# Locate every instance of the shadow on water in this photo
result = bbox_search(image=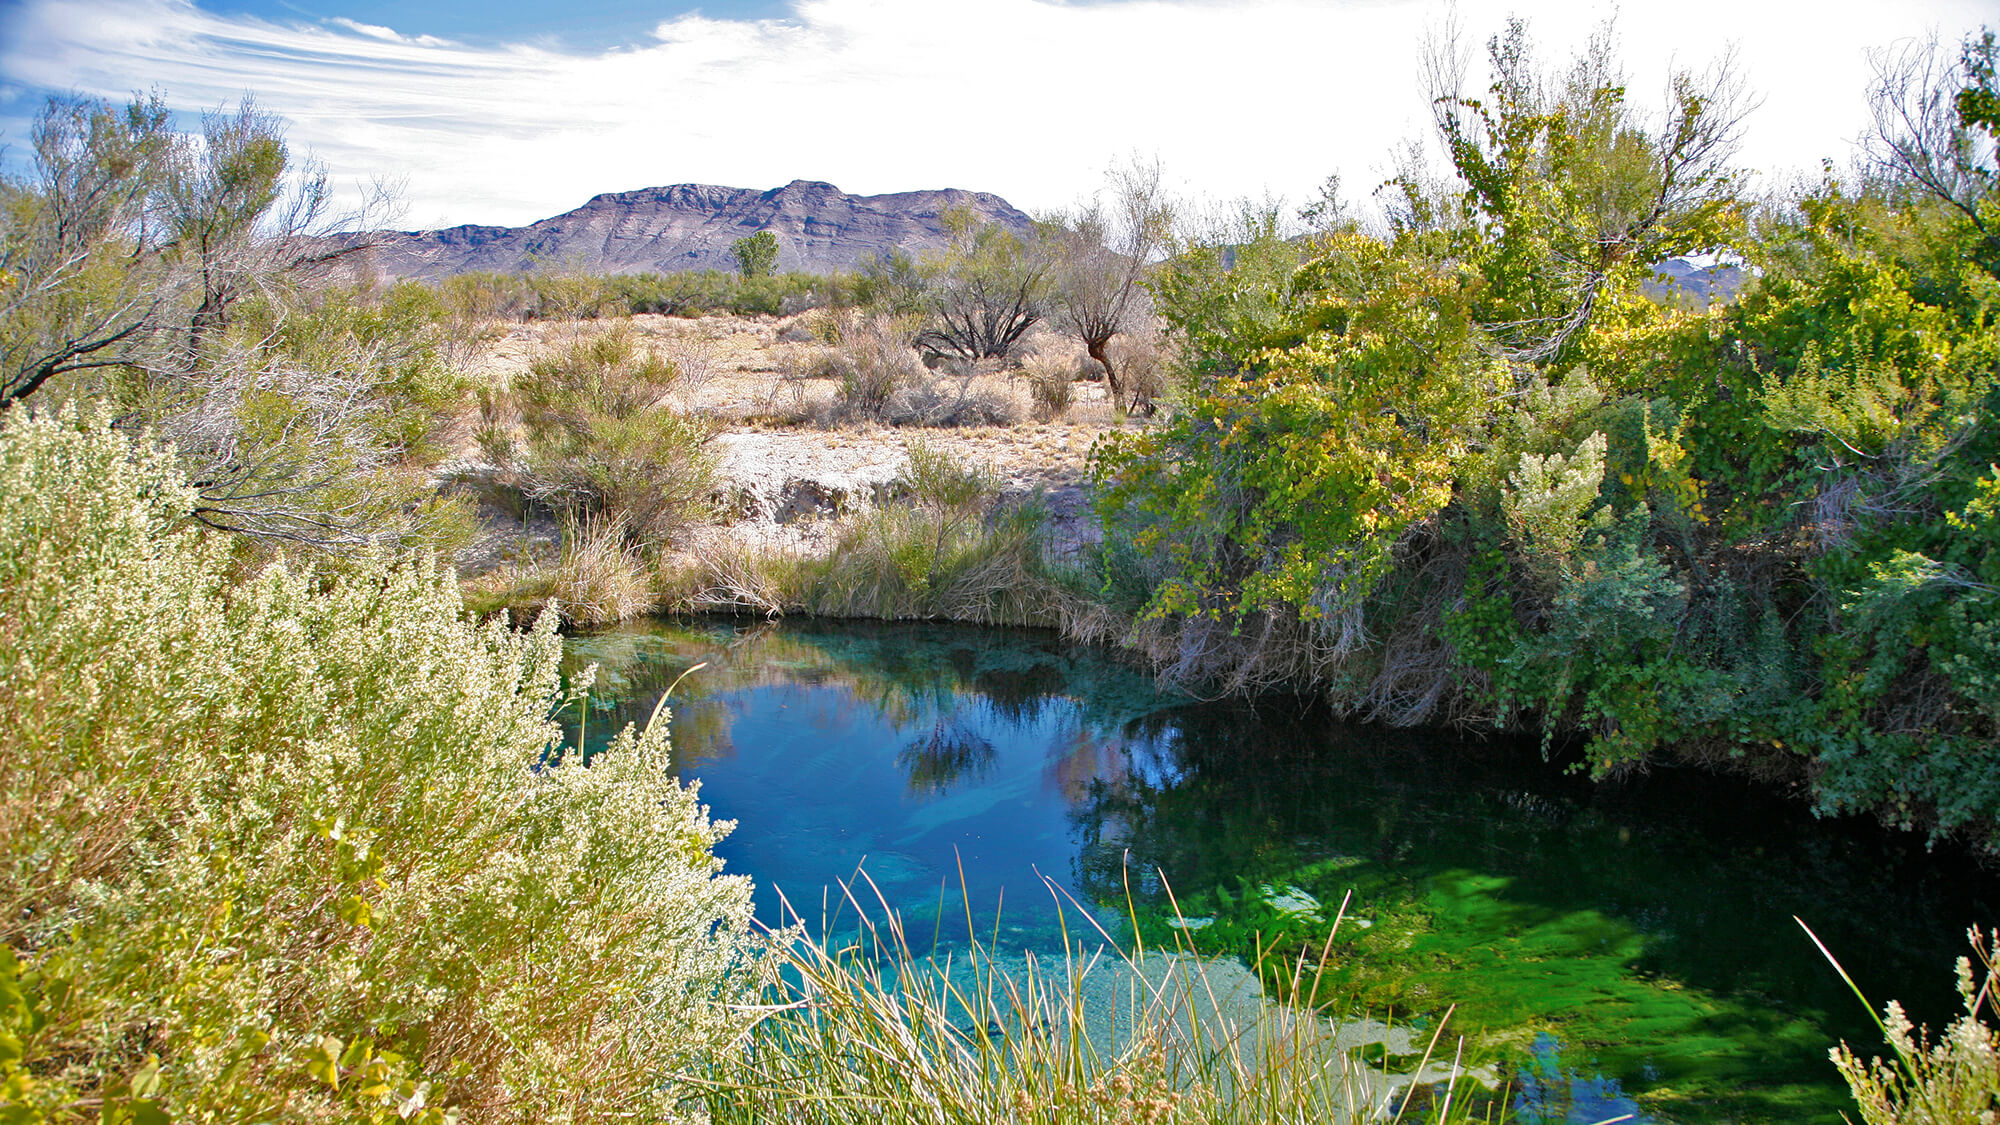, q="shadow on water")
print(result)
[561,617,1998,1124]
